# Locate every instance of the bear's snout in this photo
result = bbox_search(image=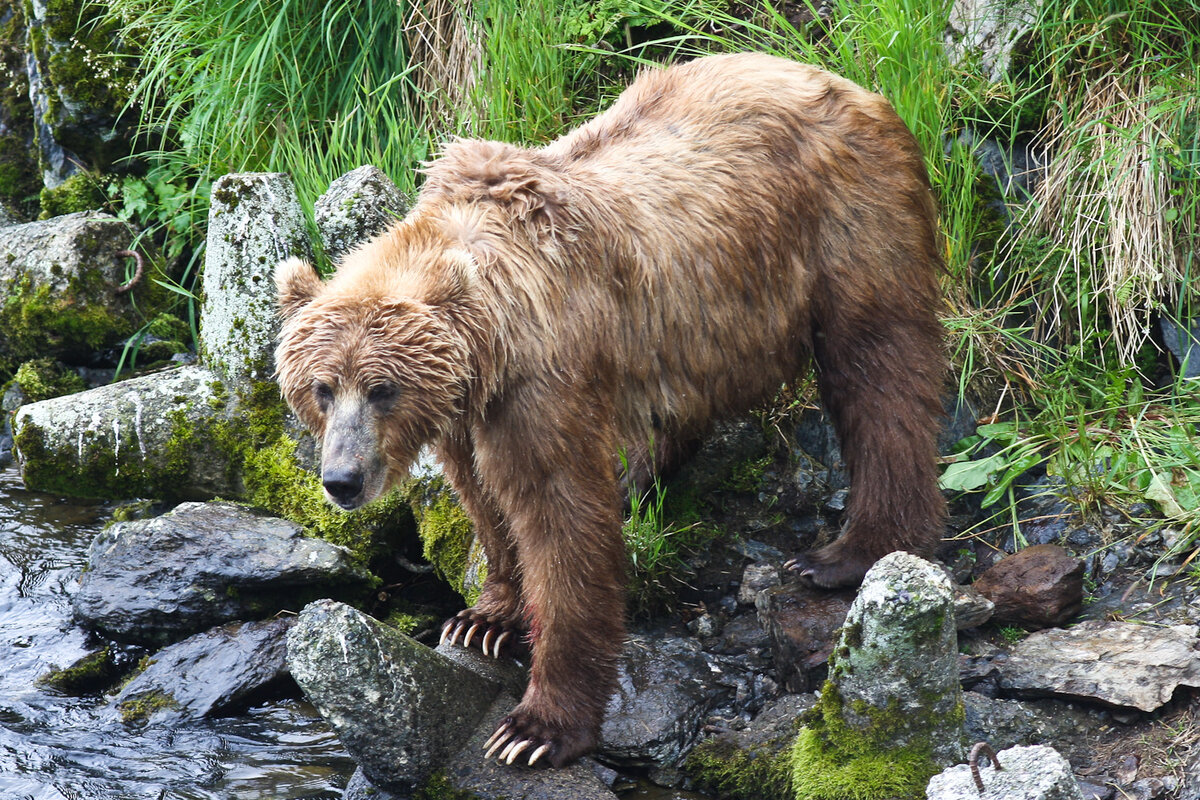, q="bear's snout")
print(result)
[323,464,365,509]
